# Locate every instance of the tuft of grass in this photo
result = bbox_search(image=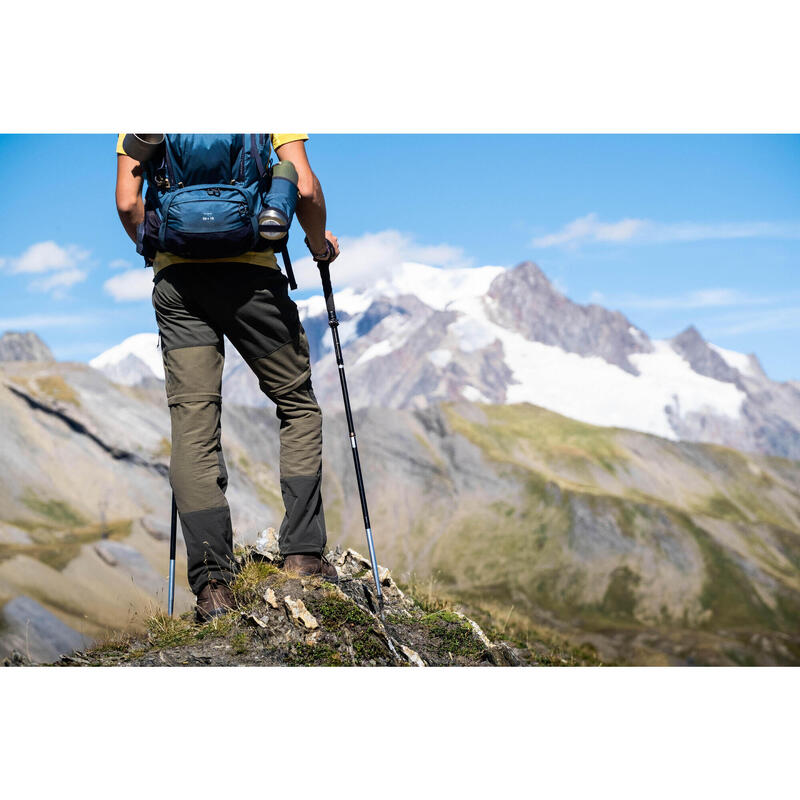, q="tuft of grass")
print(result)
[231,555,282,607]
[399,573,454,615]
[146,611,197,649]
[194,613,236,640]
[86,630,137,657]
